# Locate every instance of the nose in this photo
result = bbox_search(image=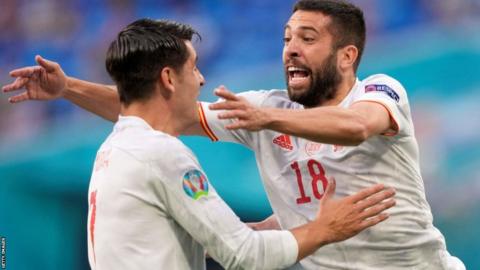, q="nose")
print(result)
[284,39,301,59]
[199,71,205,87]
